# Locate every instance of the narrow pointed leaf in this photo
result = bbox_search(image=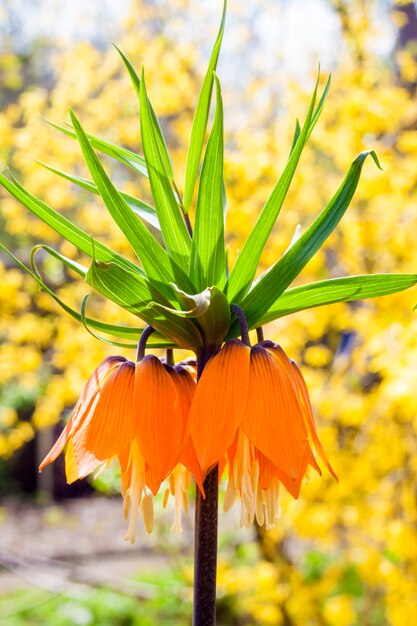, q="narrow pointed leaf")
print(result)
[139,72,191,268]
[257,274,417,325]
[290,118,301,153]
[46,119,148,176]
[0,242,171,346]
[239,151,381,329]
[183,0,227,210]
[190,74,226,290]
[30,244,87,277]
[114,45,173,178]
[0,172,142,276]
[70,109,195,299]
[227,75,330,303]
[79,294,170,349]
[87,260,202,350]
[37,161,160,229]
